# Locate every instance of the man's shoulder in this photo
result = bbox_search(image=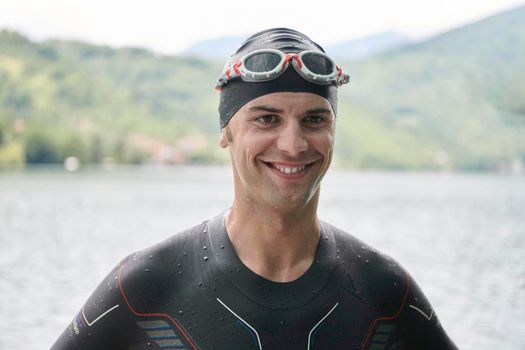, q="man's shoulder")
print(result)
[324,221,409,305]
[324,221,400,268]
[119,220,207,287]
